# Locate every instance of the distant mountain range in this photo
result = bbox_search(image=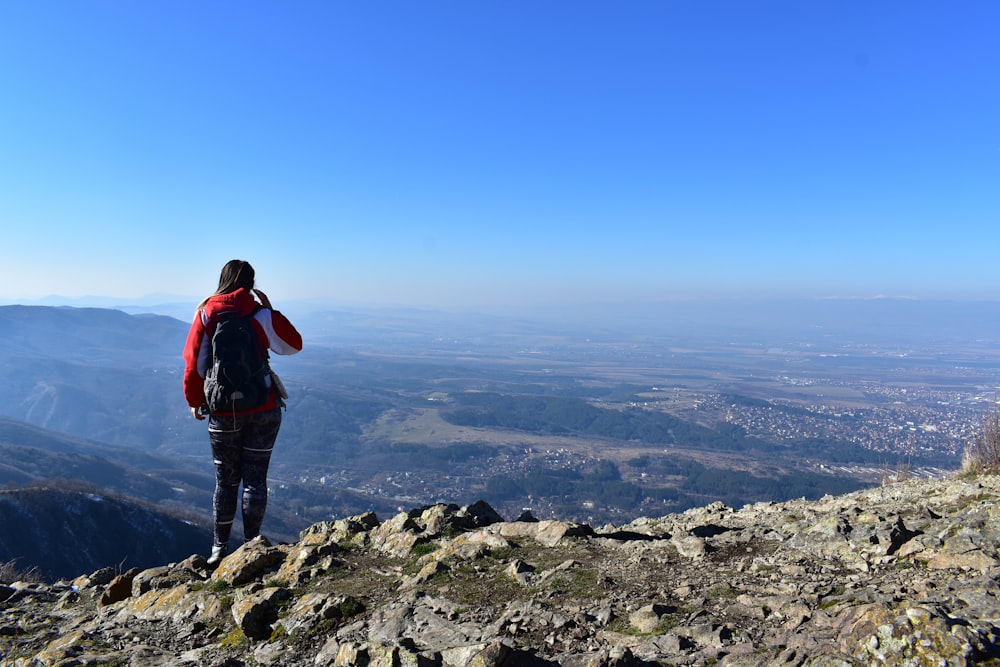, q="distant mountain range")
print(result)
[0,416,213,510]
[7,295,1000,346]
[0,305,204,455]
